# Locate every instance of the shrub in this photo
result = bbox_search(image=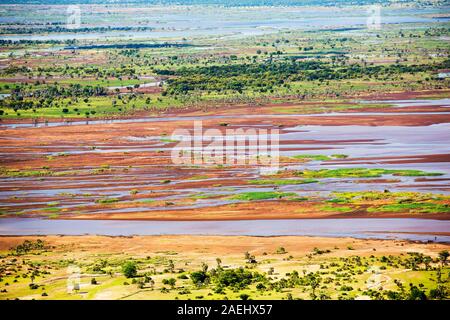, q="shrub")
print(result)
[122,261,137,278]
[190,271,209,285]
[216,268,254,289]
